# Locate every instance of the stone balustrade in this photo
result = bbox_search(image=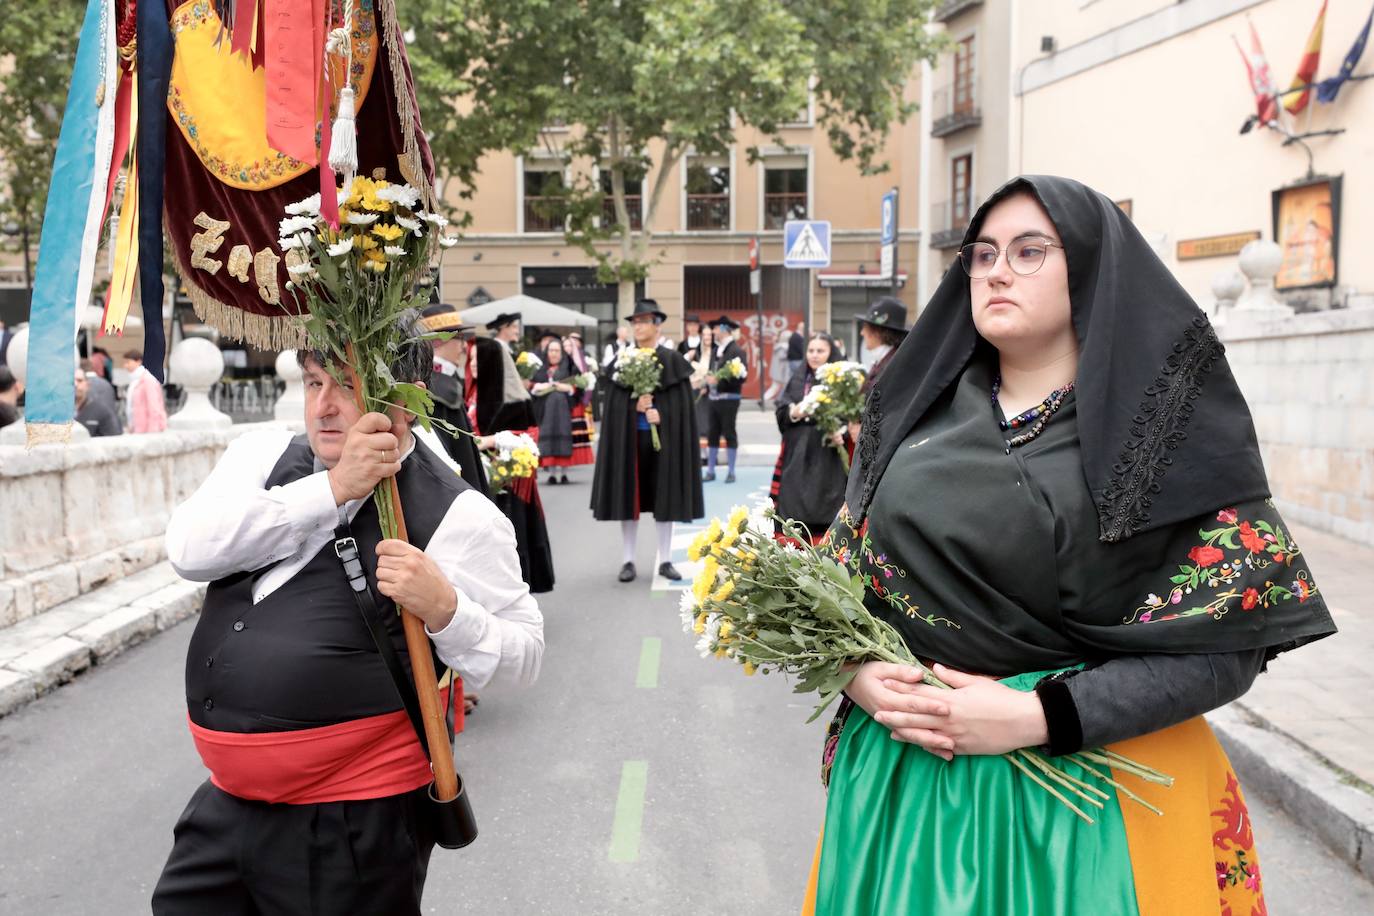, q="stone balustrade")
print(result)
[0,423,296,628]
